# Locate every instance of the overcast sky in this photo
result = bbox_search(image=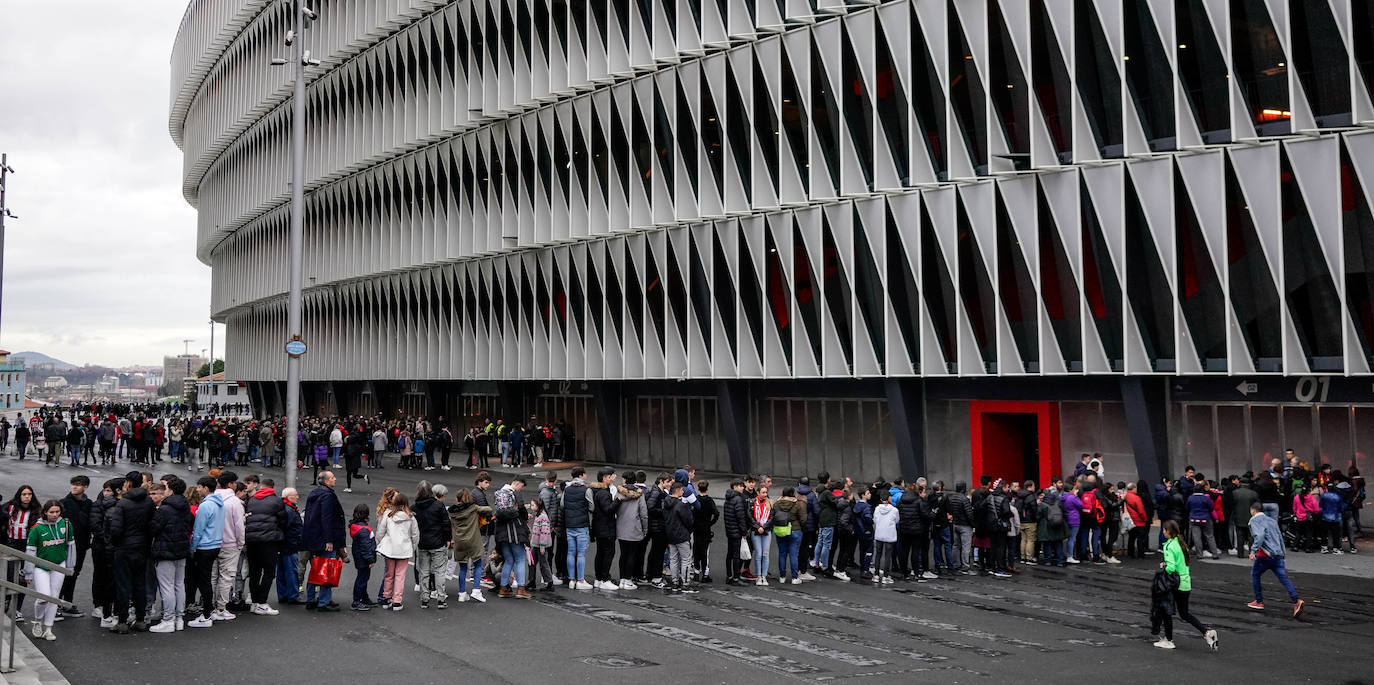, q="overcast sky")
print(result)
[0,1,217,368]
